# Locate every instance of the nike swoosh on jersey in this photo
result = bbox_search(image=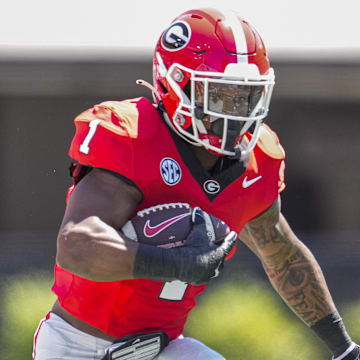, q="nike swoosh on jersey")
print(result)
[242,175,262,188]
[143,213,190,238]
